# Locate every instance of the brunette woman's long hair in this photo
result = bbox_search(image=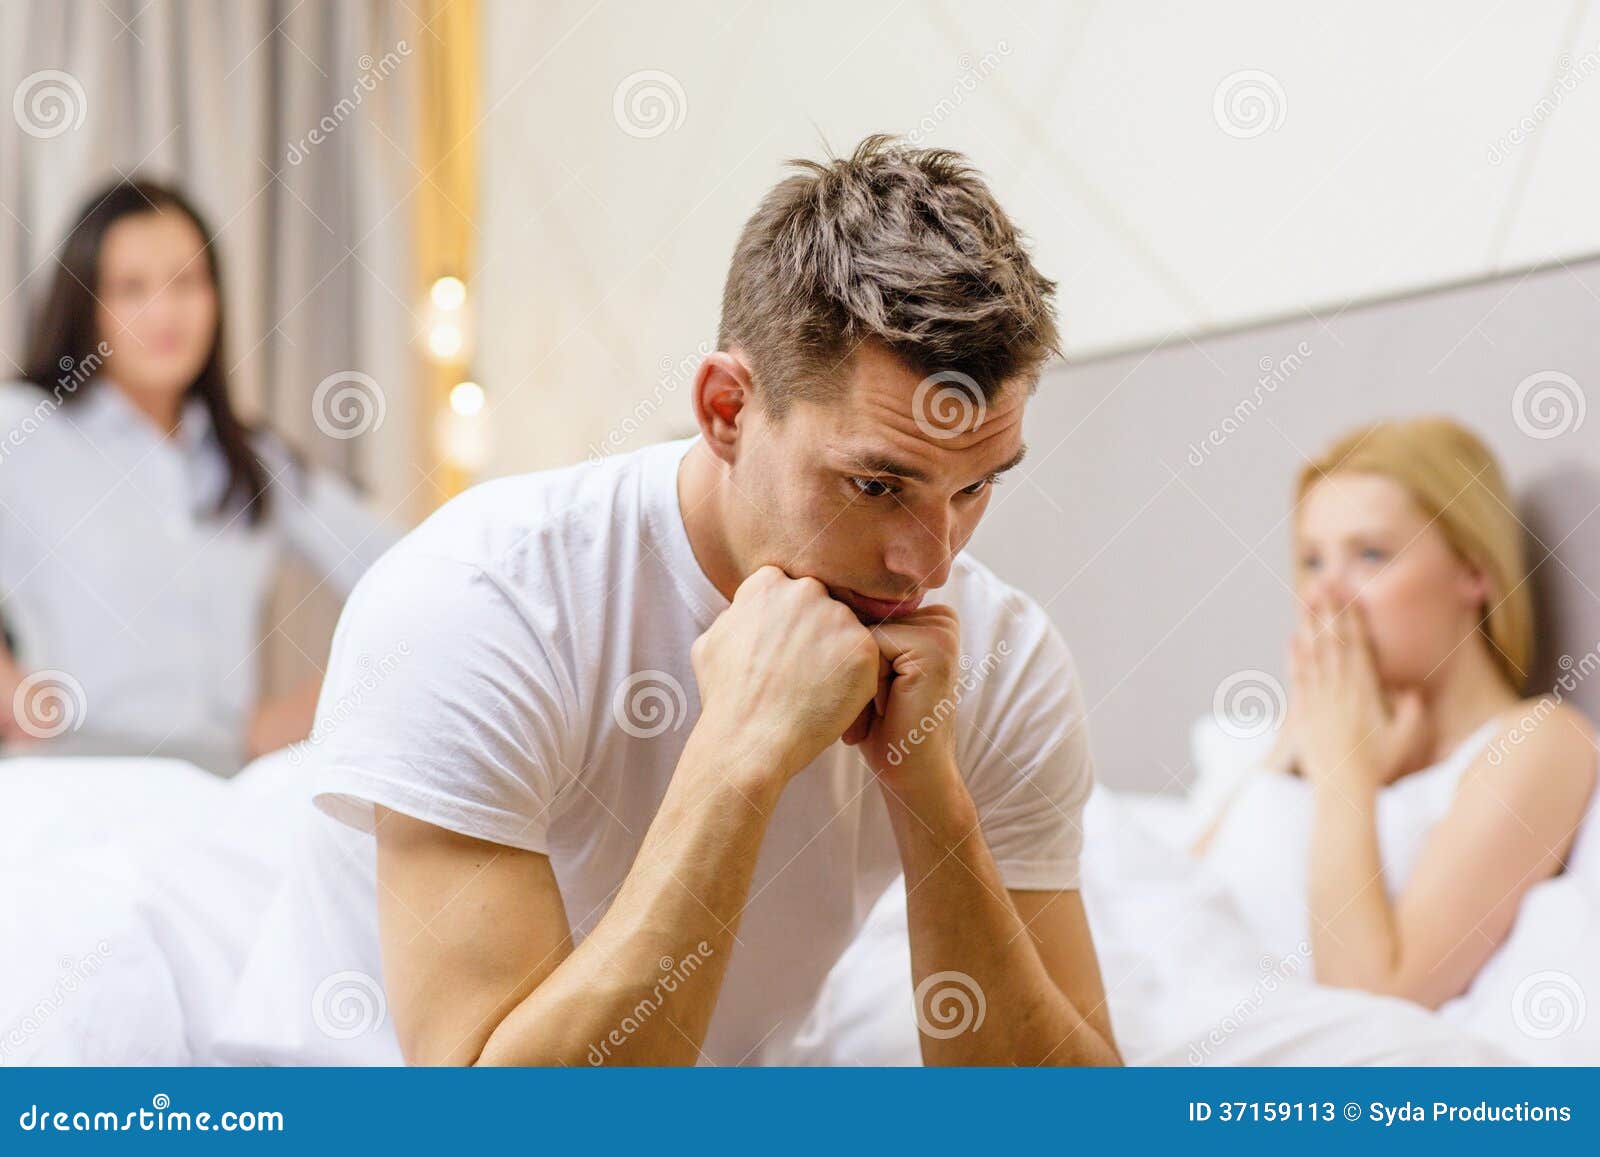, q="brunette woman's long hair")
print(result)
[23,178,272,524]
